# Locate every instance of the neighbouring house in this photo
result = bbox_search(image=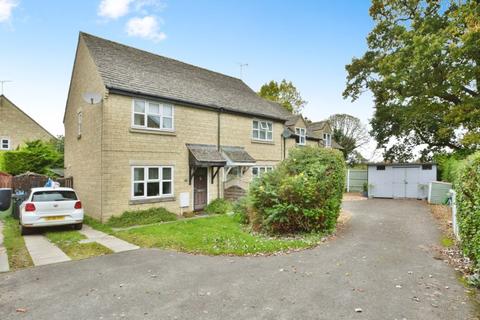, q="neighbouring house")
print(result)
[0,95,55,151]
[64,32,340,221]
[307,120,343,149]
